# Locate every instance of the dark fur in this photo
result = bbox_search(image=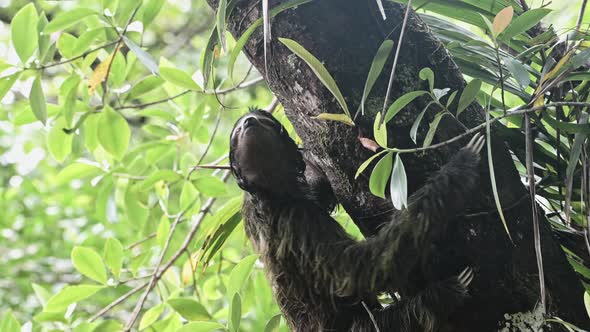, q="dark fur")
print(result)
[229,110,480,331]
